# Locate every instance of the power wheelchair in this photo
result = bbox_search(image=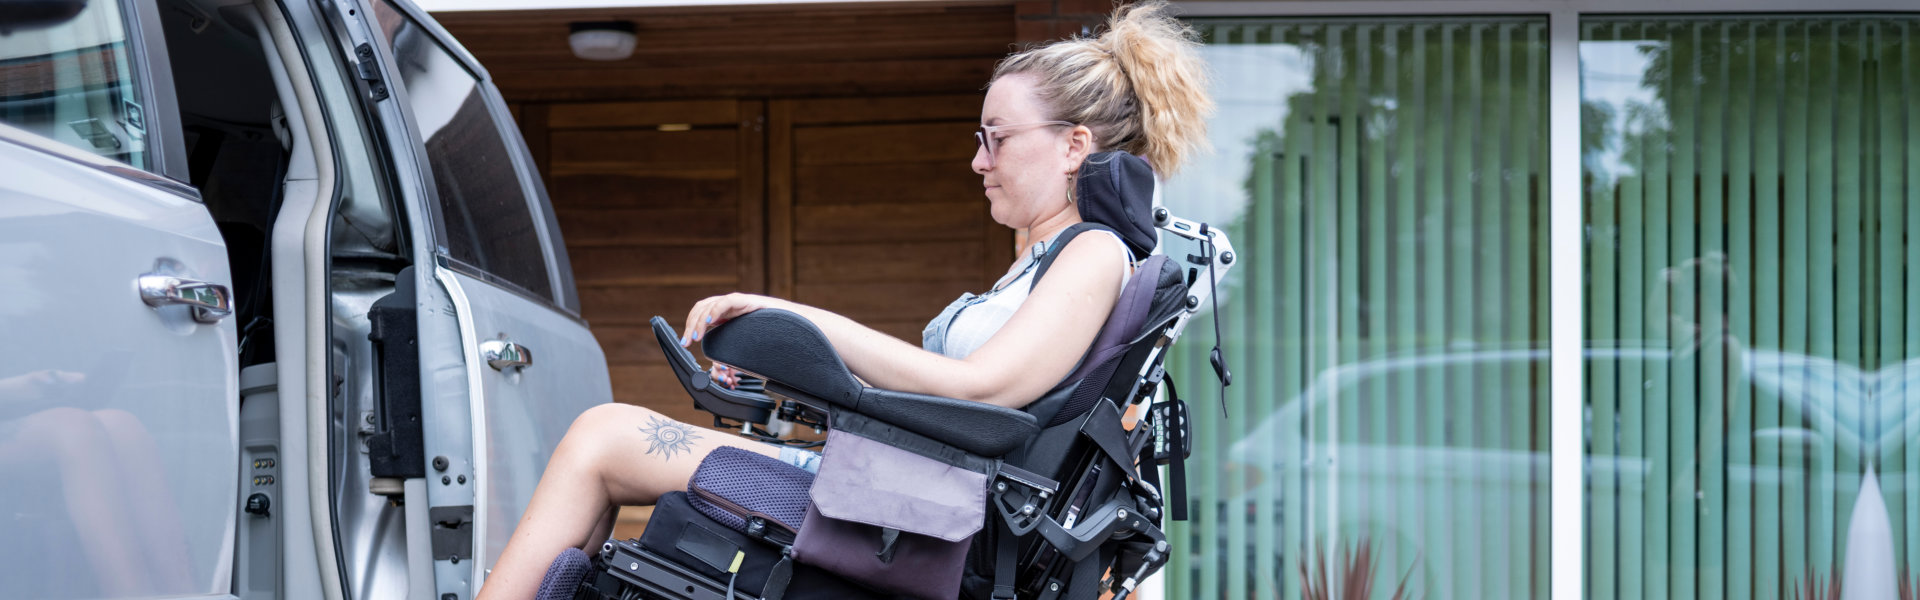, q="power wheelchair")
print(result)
[540,153,1236,600]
